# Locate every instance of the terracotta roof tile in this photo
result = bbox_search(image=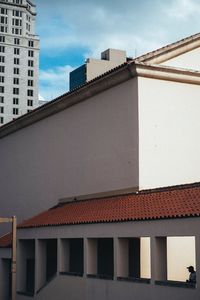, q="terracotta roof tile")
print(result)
[18,184,200,229]
[0,233,12,248]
